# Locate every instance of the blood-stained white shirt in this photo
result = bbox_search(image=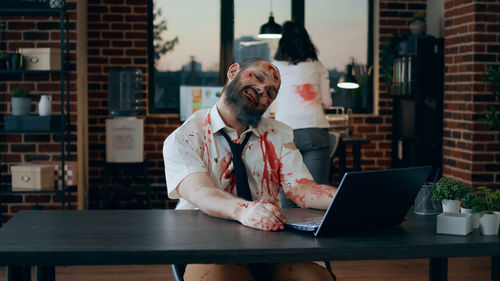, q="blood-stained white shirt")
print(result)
[271,60,332,129]
[163,105,313,210]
